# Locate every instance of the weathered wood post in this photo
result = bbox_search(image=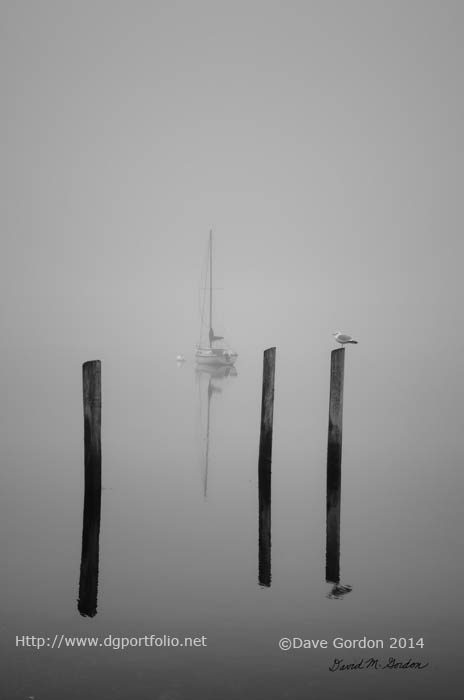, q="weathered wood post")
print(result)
[258,347,276,587]
[326,348,344,584]
[78,360,102,617]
